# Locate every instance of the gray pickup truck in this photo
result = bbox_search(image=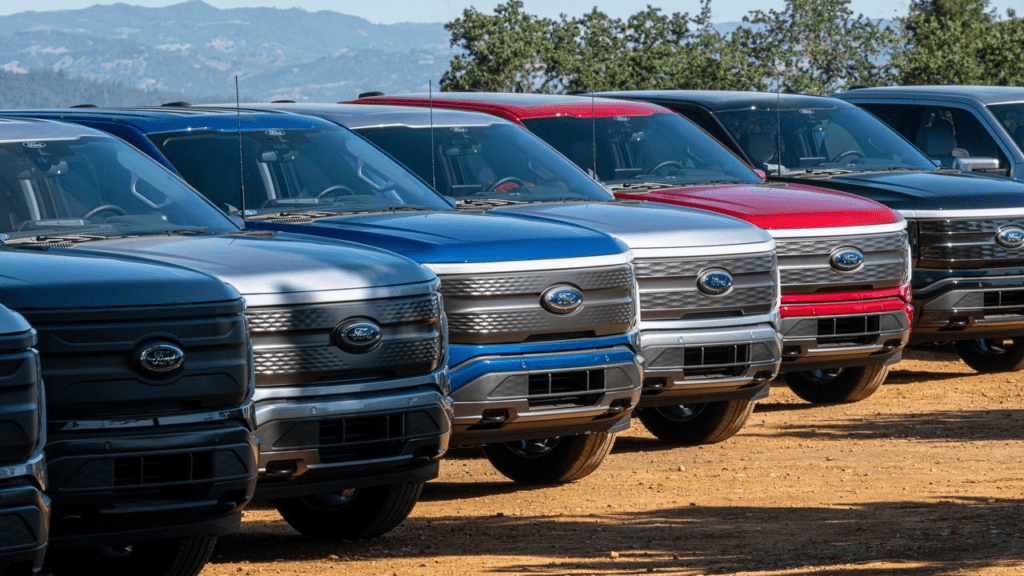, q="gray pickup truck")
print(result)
[0,304,47,576]
[0,117,450,544]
